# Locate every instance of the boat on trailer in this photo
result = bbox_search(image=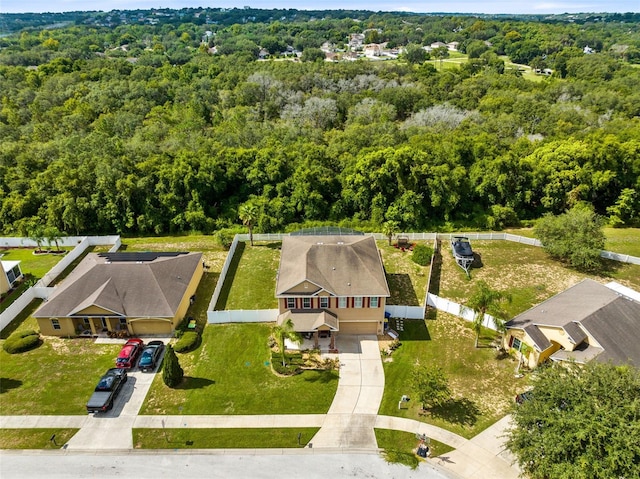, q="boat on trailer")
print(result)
[451,236,474,275]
